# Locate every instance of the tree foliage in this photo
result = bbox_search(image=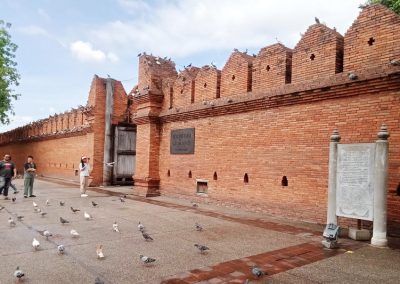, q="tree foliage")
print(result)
[0,20,20,125]
[364,0,400,14]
